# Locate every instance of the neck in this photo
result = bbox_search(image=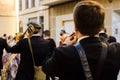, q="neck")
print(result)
[76,32,87,39]
[76,31,99,39]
